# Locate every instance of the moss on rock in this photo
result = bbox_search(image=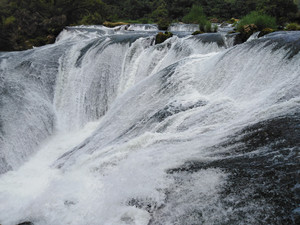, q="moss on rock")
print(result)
[103,21,129,27]
[192,31,204,35]
[258,28,275,37]
[155,32,173,44]
[234,24,258,44]
[285,23,300,31]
